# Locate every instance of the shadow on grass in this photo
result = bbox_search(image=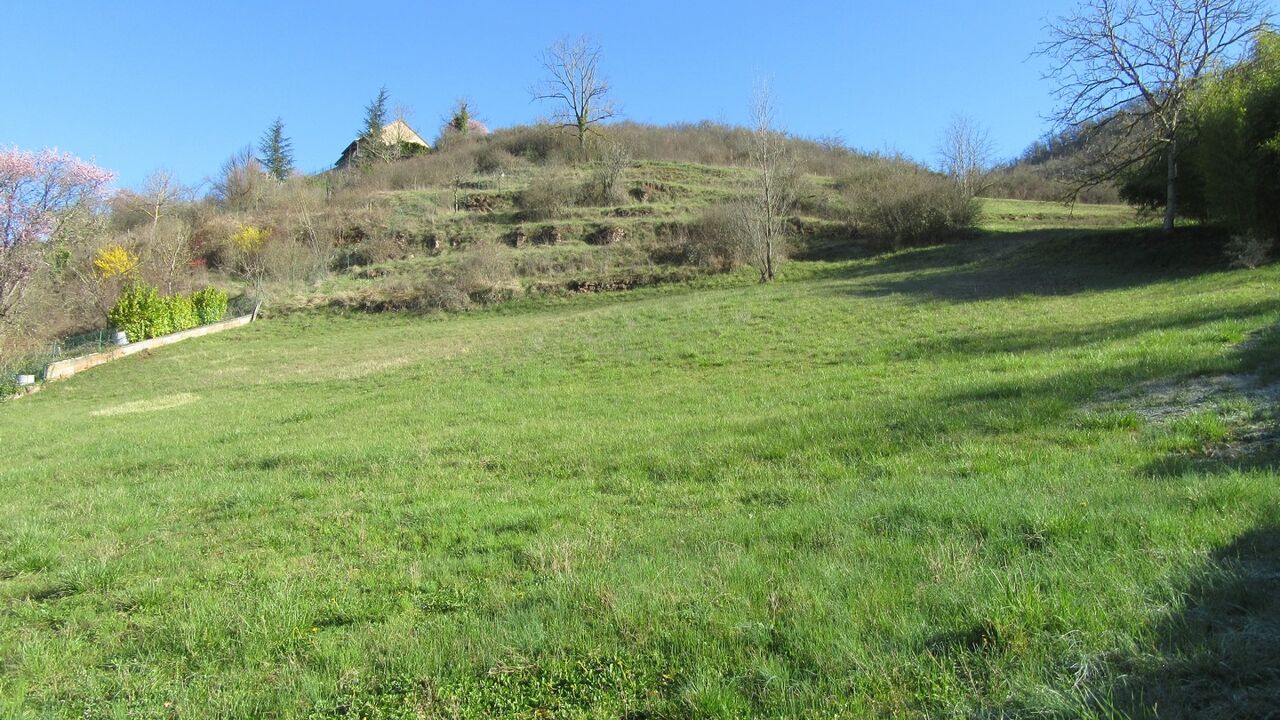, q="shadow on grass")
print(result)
[899,301,1280,361]
[1143,431,1280,480]
[1090,327,1280,717]
[813,226,1231,302]
[919,311,1280,423]
[1104,525,1280,719]
[1136,324,1280,480]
